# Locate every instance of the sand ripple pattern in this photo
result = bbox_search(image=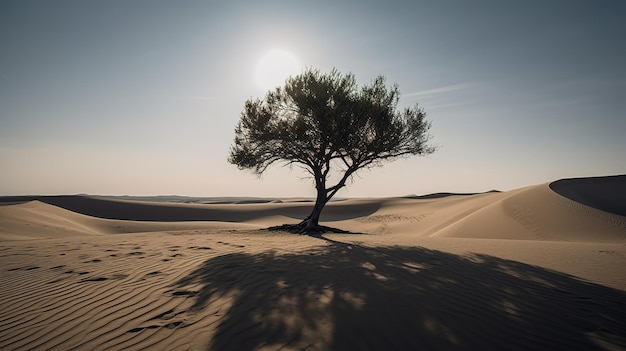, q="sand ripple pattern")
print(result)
[0,232,268,350]
[4,232,624,350]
